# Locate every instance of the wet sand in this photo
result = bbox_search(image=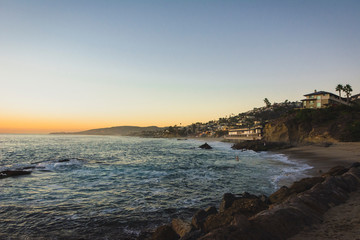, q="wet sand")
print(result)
[278,142,360,176]
[279,142,360,240]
